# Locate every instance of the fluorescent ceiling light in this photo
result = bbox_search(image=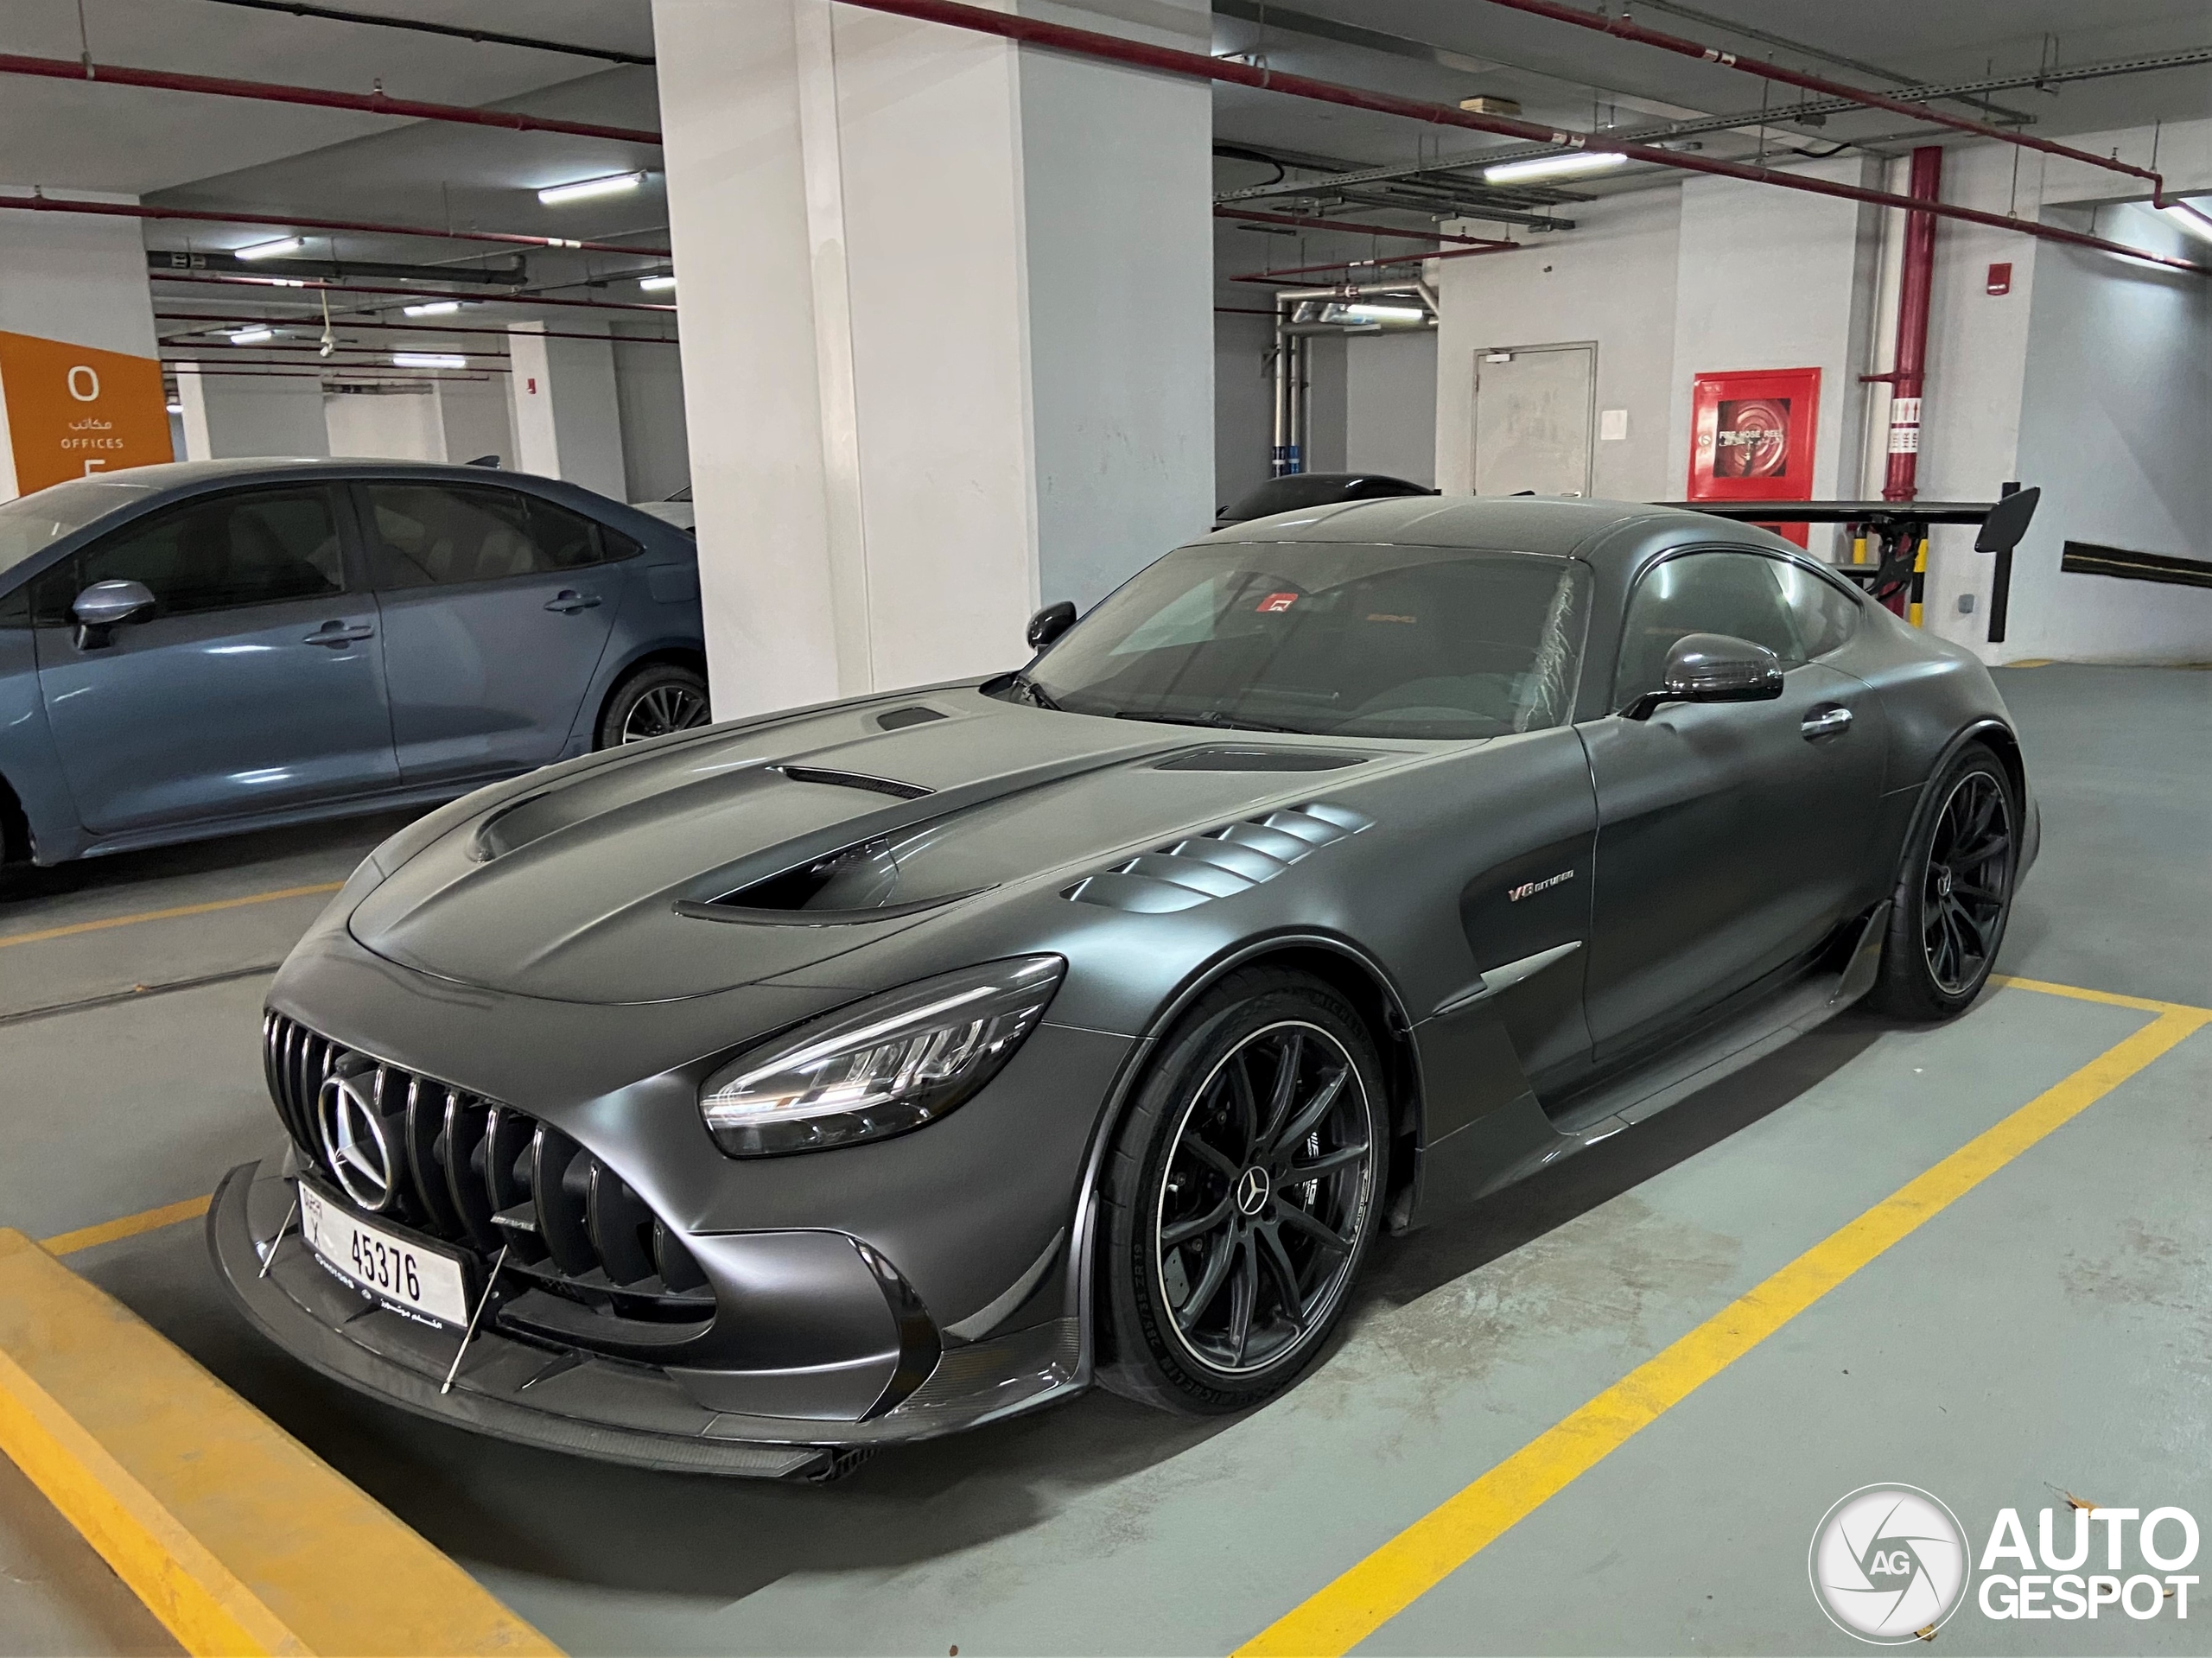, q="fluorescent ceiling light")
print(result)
[1339,303,1427,323]
[537,171,645,206]
[1482,149,1630,186]
[392,353,467,368]
[236,236,307,260]
[402,300,462,317]
[638,274,676,292]
[2158,200,2212,245]
[165,401,183,415]
[250,276,307,288]
[228,327,276,346]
